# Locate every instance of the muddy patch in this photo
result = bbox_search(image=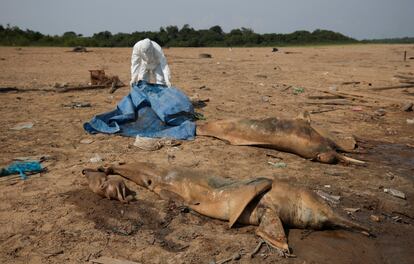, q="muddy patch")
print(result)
[359,141,414,181]
[64,189,188,252]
